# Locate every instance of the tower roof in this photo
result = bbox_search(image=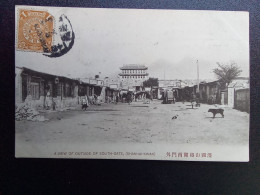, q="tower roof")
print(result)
[120,64,147,70]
